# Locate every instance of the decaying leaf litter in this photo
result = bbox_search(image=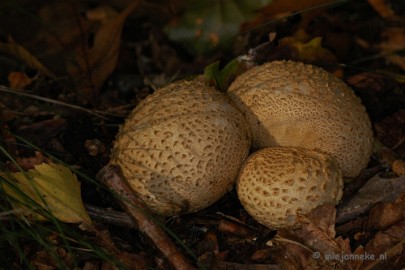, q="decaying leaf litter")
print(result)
[0,0,404,269]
